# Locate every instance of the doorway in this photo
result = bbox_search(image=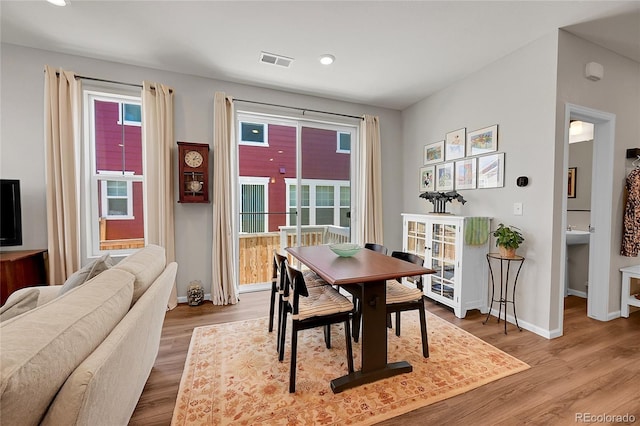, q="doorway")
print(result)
[235,112,358,293]
[560,104,616,328]
[565,120,593,299]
